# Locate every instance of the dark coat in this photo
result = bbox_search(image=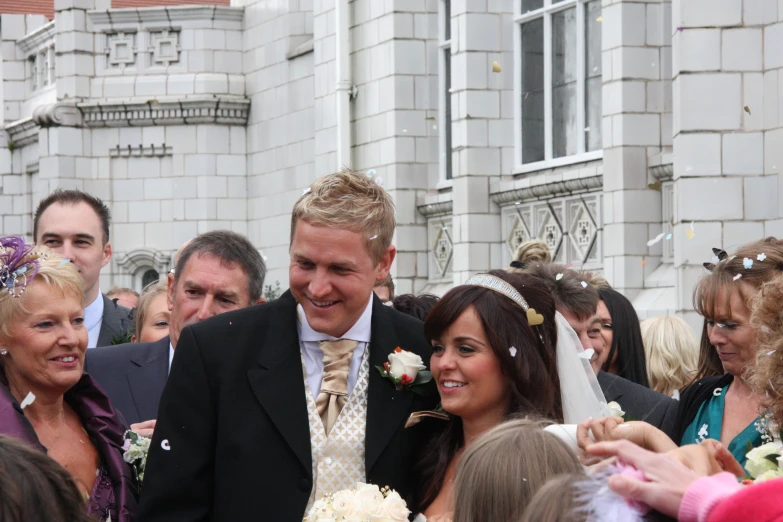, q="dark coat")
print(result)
[0,370,138,521]
[96,294,133,348]
[85,336,170,425]
[138,291,438,521]
[597,370,679,440]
